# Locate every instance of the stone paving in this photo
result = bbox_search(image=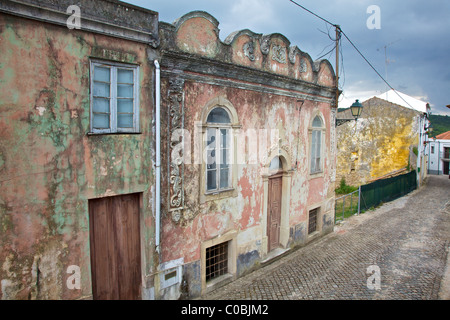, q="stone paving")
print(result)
[202,175,450,300]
